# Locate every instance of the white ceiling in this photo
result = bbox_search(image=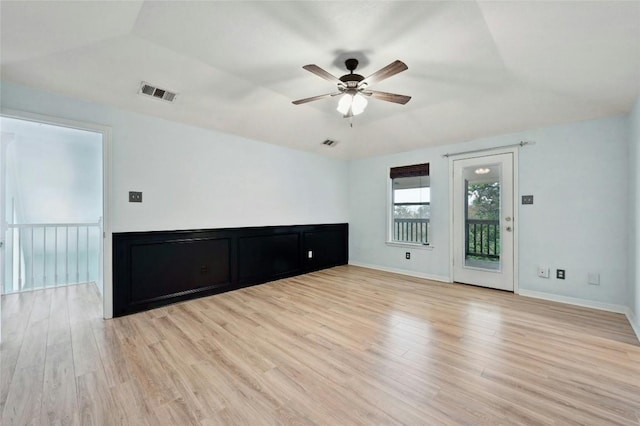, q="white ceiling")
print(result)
[1,1,639,159]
